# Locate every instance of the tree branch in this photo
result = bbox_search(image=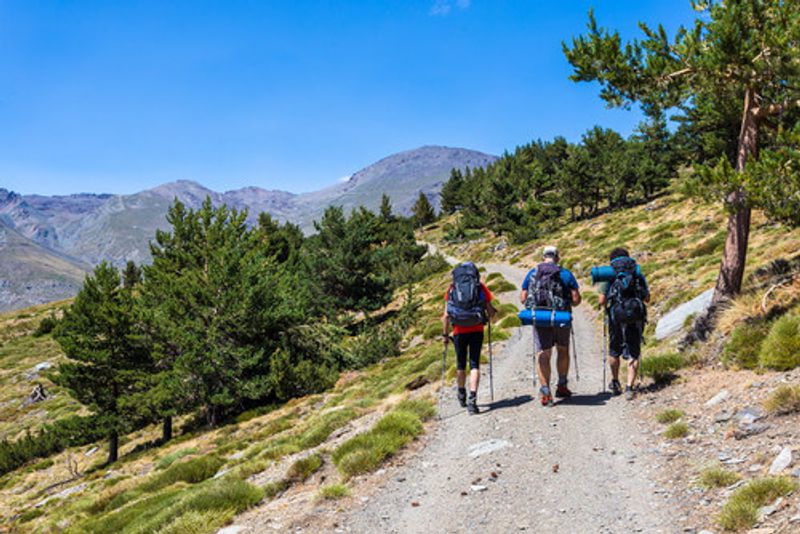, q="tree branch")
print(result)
[756,97,800,118]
